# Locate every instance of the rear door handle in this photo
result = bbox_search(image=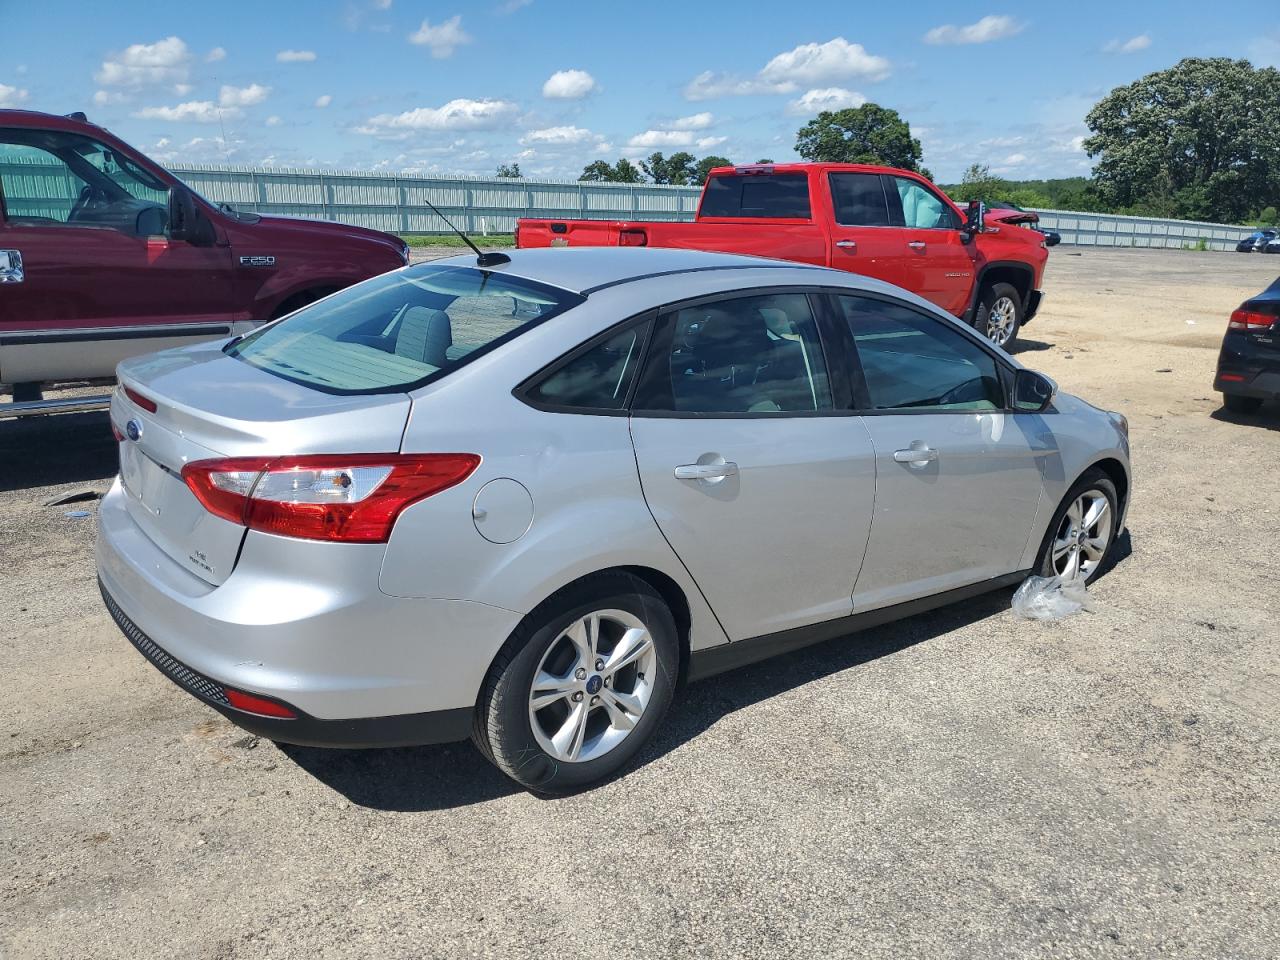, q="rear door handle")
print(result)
[835,239,857,250]
[675,461,739,483]
[893,445,938,465]
[907,240,927,251]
